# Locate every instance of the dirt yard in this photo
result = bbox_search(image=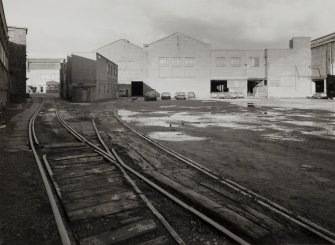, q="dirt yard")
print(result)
[69,97,335,235]
[0,100,61,245]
